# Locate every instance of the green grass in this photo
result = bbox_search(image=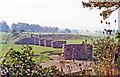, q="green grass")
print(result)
[10,35,97,62]
[0,32,12,61]
[23,32,64,35]
[0,32,62,62]
[66,38,97,44]
[5,44,62,62]
[0,32,108,62]
[12,45,62,55]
